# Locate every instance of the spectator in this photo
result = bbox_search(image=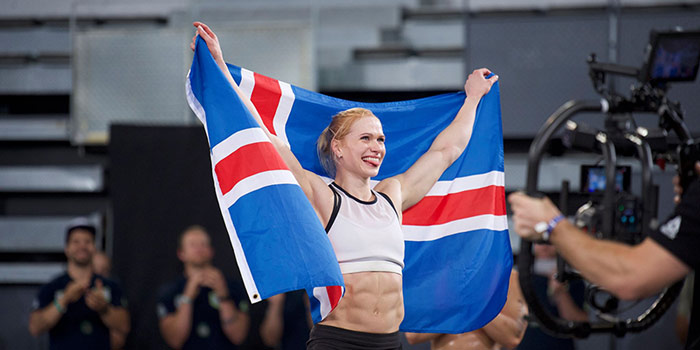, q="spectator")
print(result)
[28,218,130,350]
[91,250,127,350]
[92,251,111,277]
[157,225,249,349]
